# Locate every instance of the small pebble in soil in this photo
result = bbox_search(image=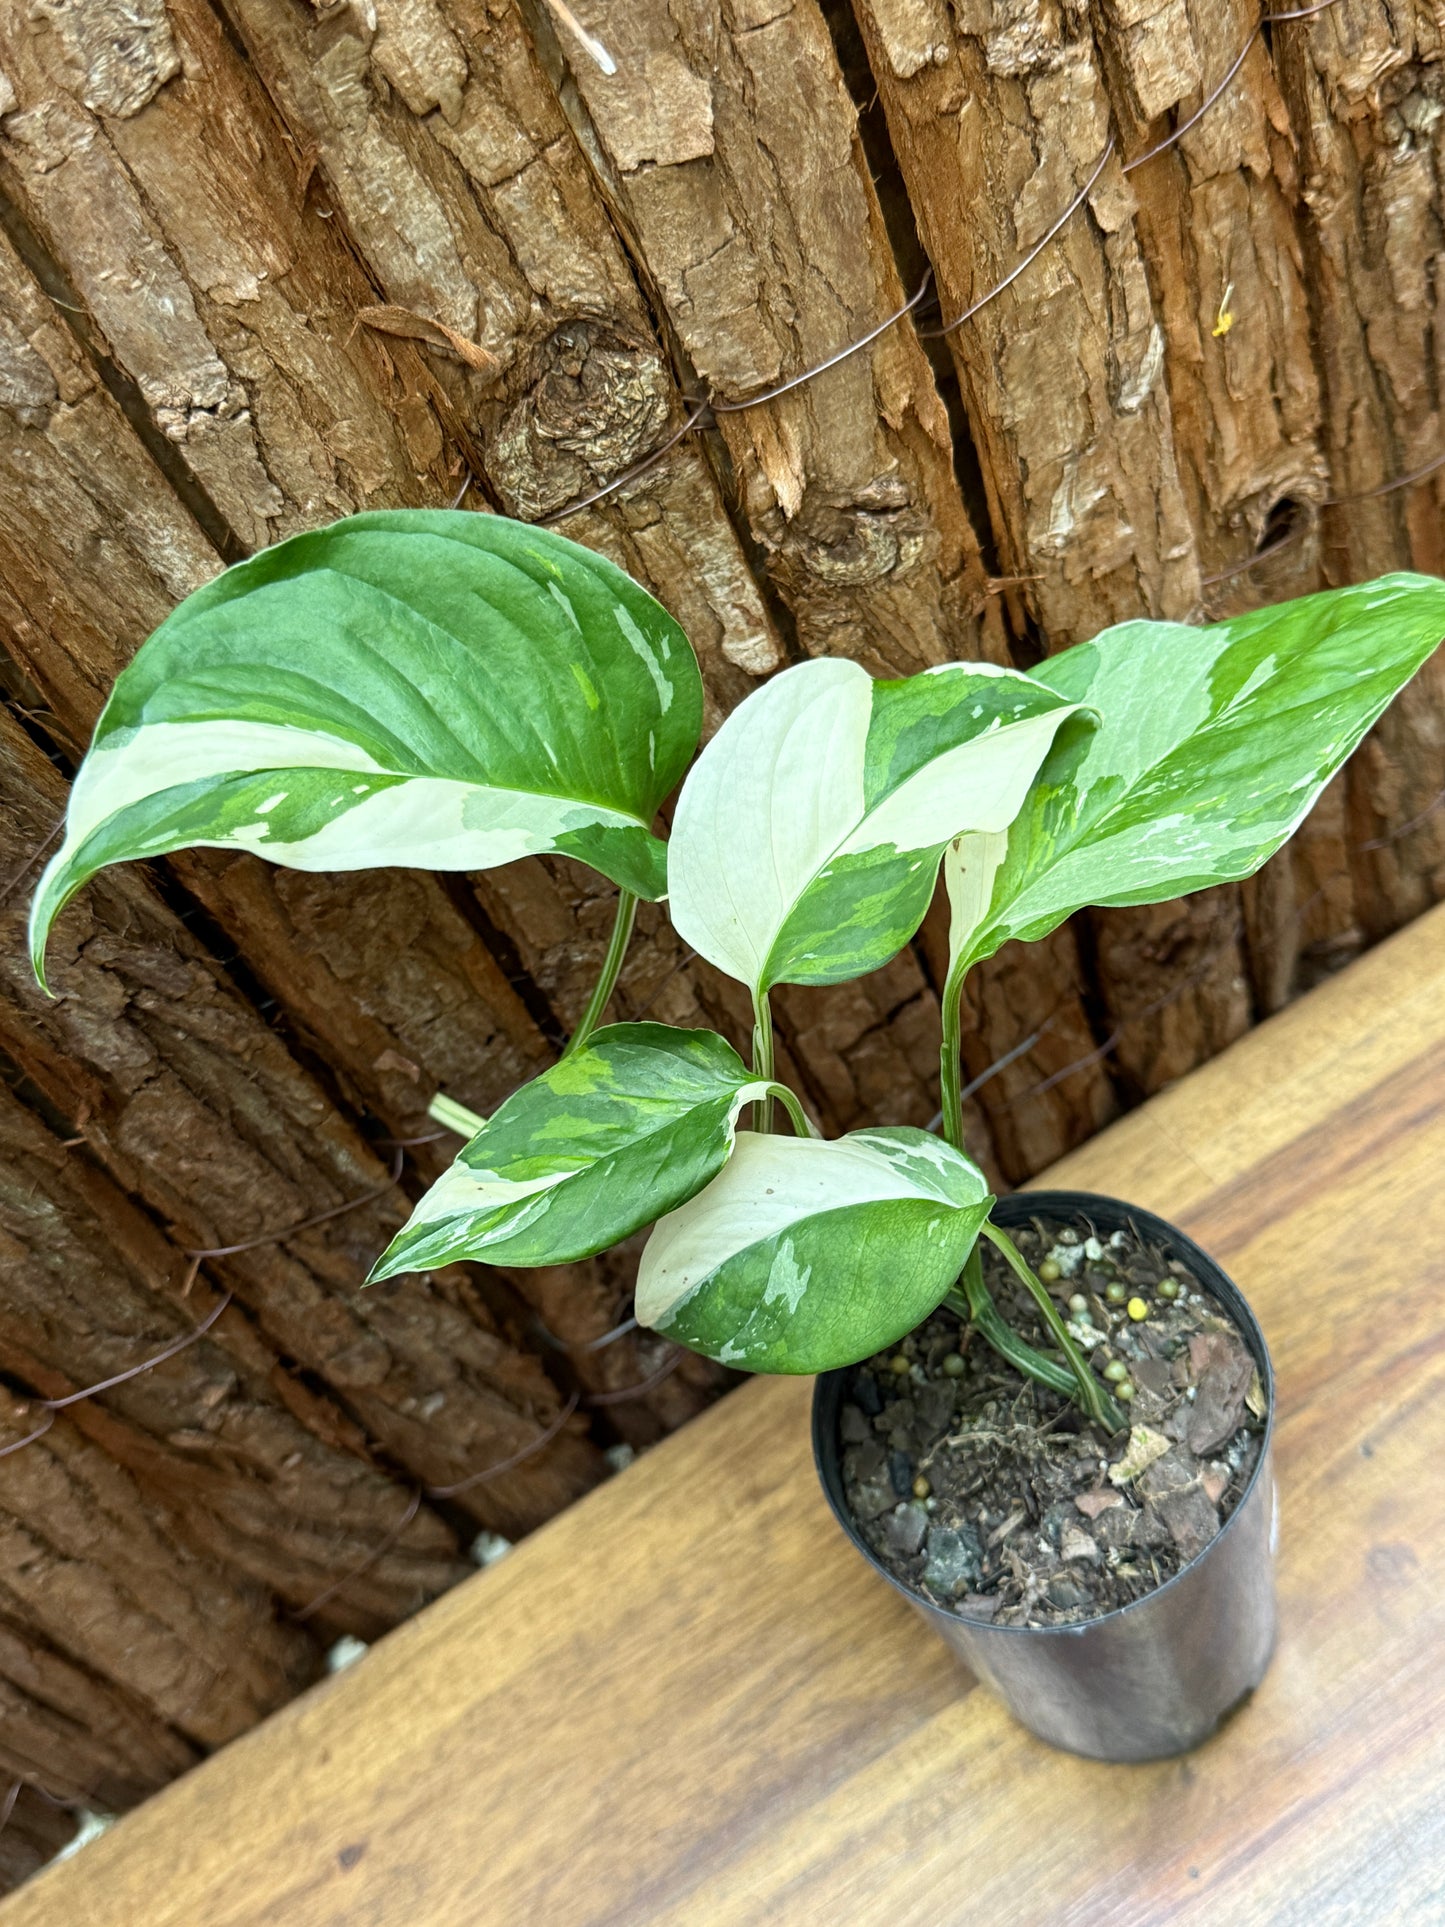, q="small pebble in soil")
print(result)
[1039,1258,1061,1283]
[890,1354,911,1375]
[1127,1297,1150,1321]
[1105,1281,1128,1305]
[942,1352,966,1377]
